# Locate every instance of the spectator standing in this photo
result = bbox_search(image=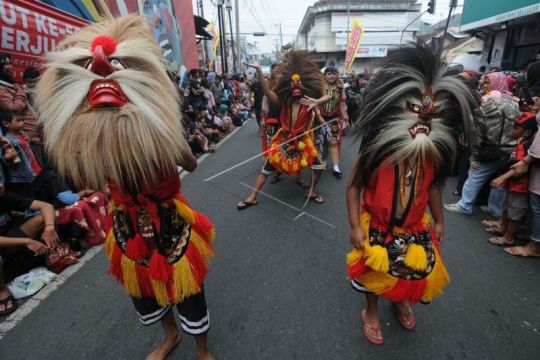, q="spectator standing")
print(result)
[487,113,537,245]
[251,75,265,130]
[507,100,540,257]
[445,72,520,216]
